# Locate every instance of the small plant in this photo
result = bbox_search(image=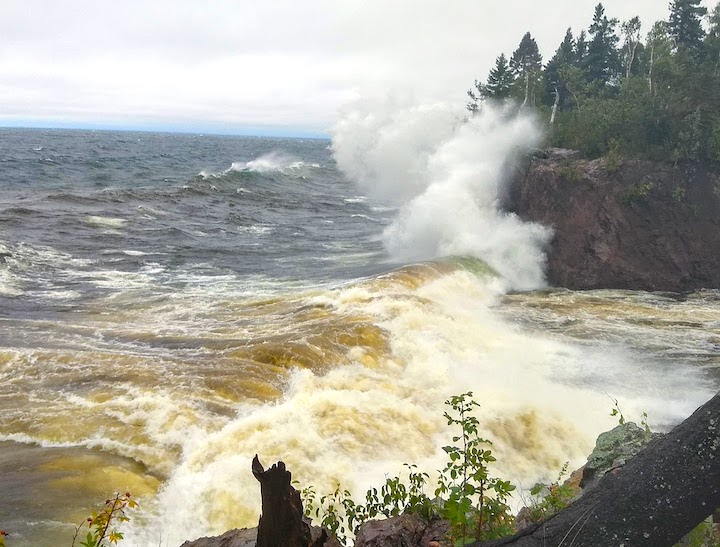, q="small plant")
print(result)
[672,184,687,202]
[558,160,582,182]
[302,464,433,545]
[608,395,626,425]
[678,516,720,547]
[303,392,514,547]
[607,395,652,438]
[527,462,575,523]
[435,392,515,545]
[620,182,653,204]
[605,138,623,173]
[71,492,137,547]
[640,412,652,436]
